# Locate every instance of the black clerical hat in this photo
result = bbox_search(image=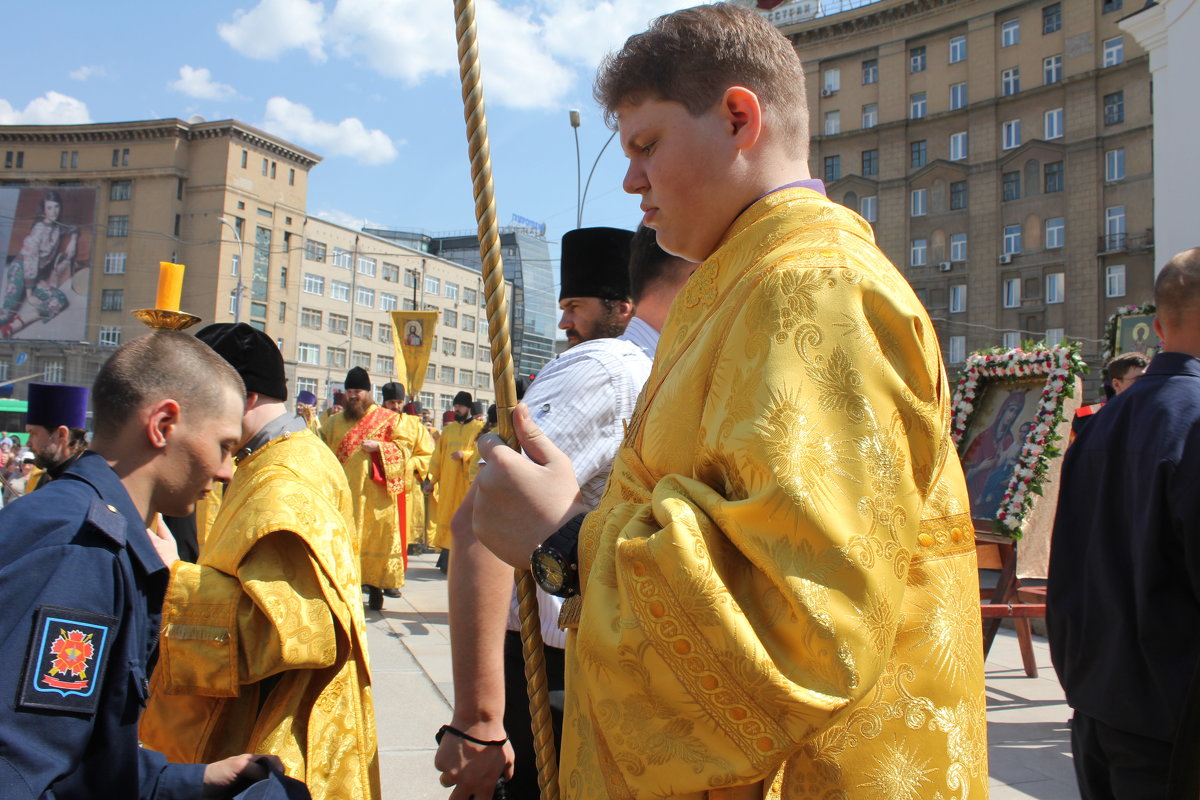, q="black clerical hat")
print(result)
[559,227,634,302]
[25,383,88,430]
[345,367,371,391]
[196,323,288,401]
[453,391,473,407]
[382,382,405,402]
